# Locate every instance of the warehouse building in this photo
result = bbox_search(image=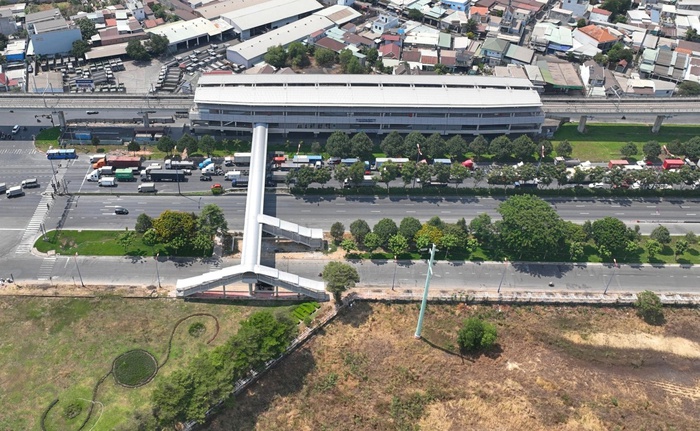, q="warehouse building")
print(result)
[190,74,544,136]
[219,0,323,40]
